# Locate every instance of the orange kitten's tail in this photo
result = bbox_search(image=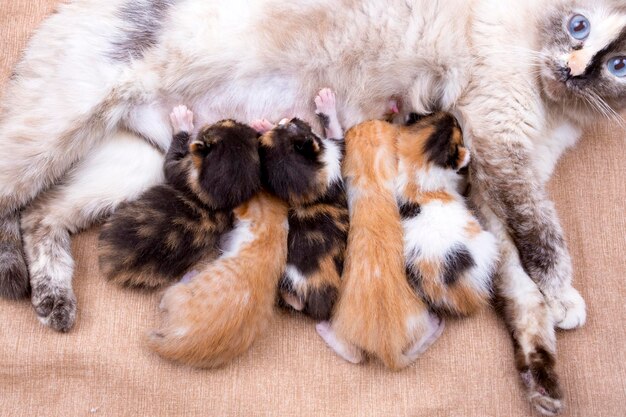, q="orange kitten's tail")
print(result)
[147,193,288,368]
